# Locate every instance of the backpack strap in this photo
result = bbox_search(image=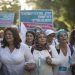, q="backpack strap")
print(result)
[55,45,60,54]
[69,44,74,56]
[56,48,60,54]
[48,49,52,57]
[31,47,34,54]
